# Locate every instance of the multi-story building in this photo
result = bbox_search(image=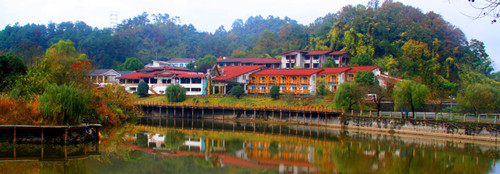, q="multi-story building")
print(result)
[318,67,351,92]
[280,50,351,68]
[144,58,196,68]
[88,69,122,86]
[117,69,207,95]
[248,69,323,95]
[216,57,281,69]
[208,65,266,95]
